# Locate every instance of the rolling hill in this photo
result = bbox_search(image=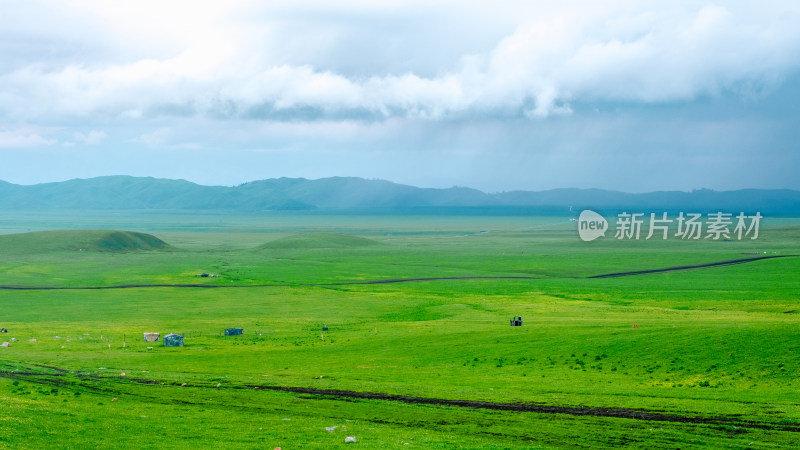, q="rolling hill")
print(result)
[0,230,170,253]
